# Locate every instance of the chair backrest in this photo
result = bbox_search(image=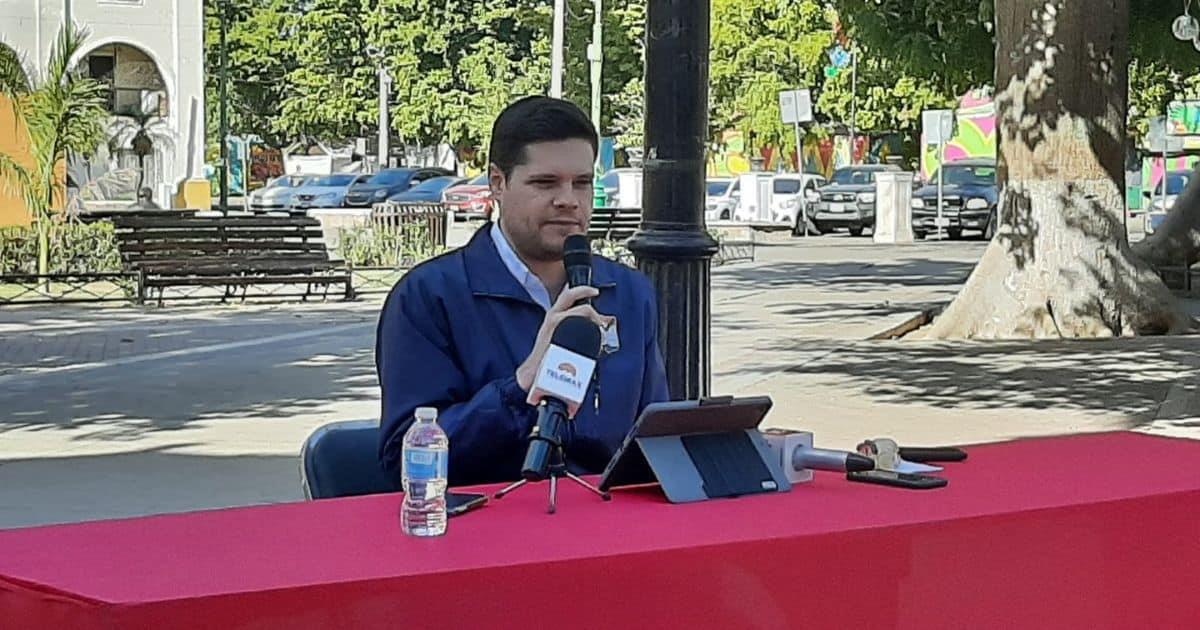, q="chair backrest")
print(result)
[300,419,398,500]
